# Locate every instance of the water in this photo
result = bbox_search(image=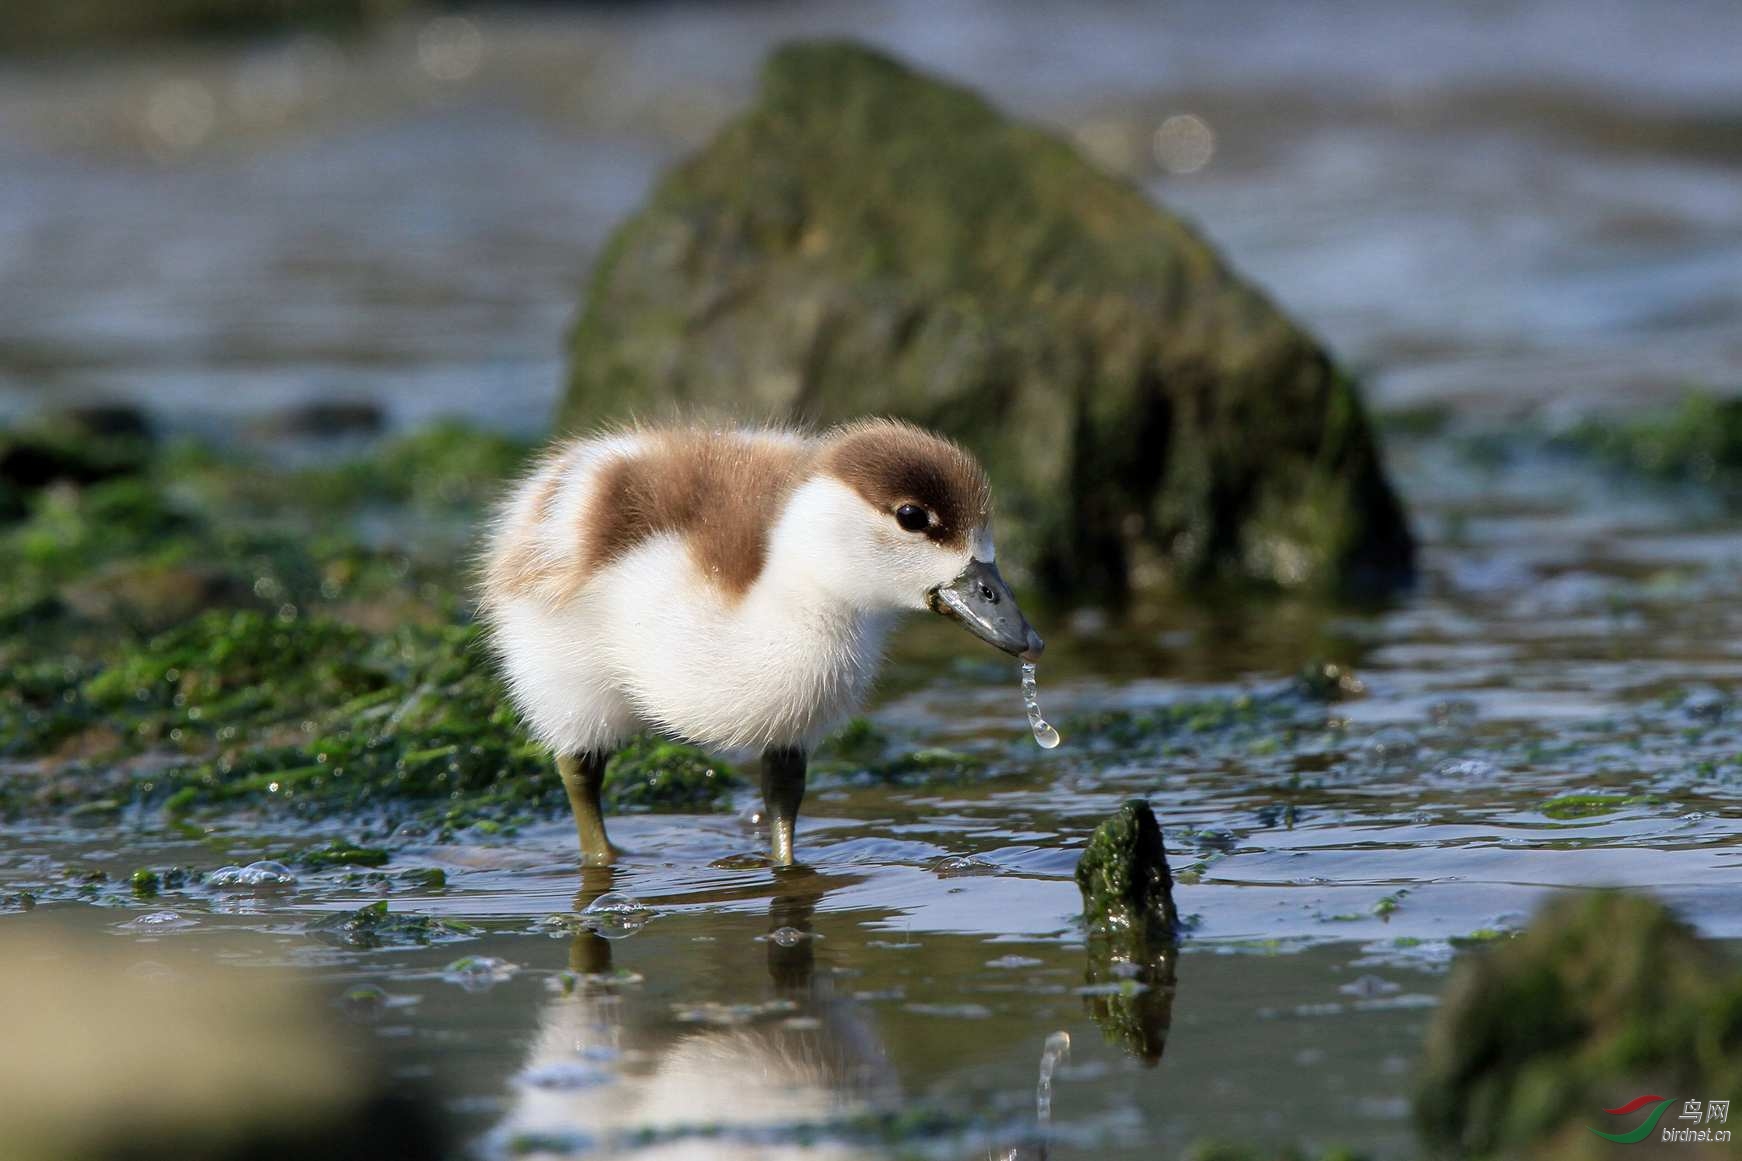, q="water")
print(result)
[5,3,1742,1157]
[1021,662,1063,750]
